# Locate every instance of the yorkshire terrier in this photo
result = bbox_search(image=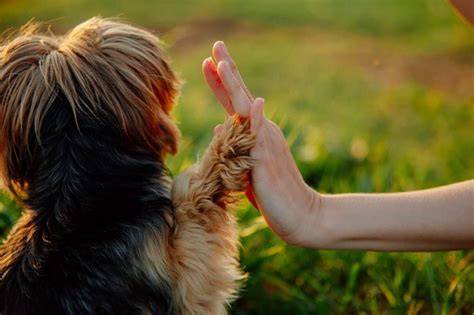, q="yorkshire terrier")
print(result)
[0,17,254,314]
